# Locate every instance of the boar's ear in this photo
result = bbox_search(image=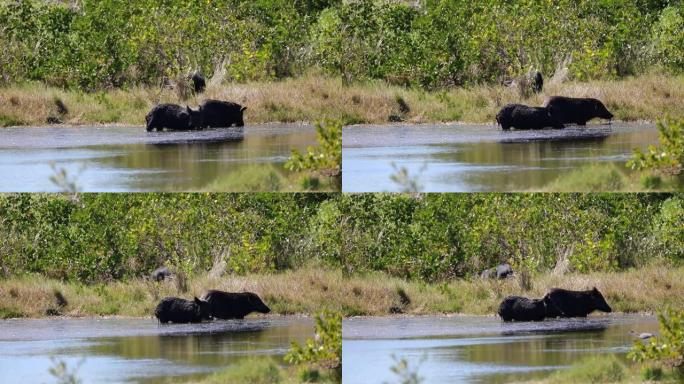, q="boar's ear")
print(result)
[240,107,247,112]
[592,287,599,293]
[187,106,192,114]
[194,297,201,304]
